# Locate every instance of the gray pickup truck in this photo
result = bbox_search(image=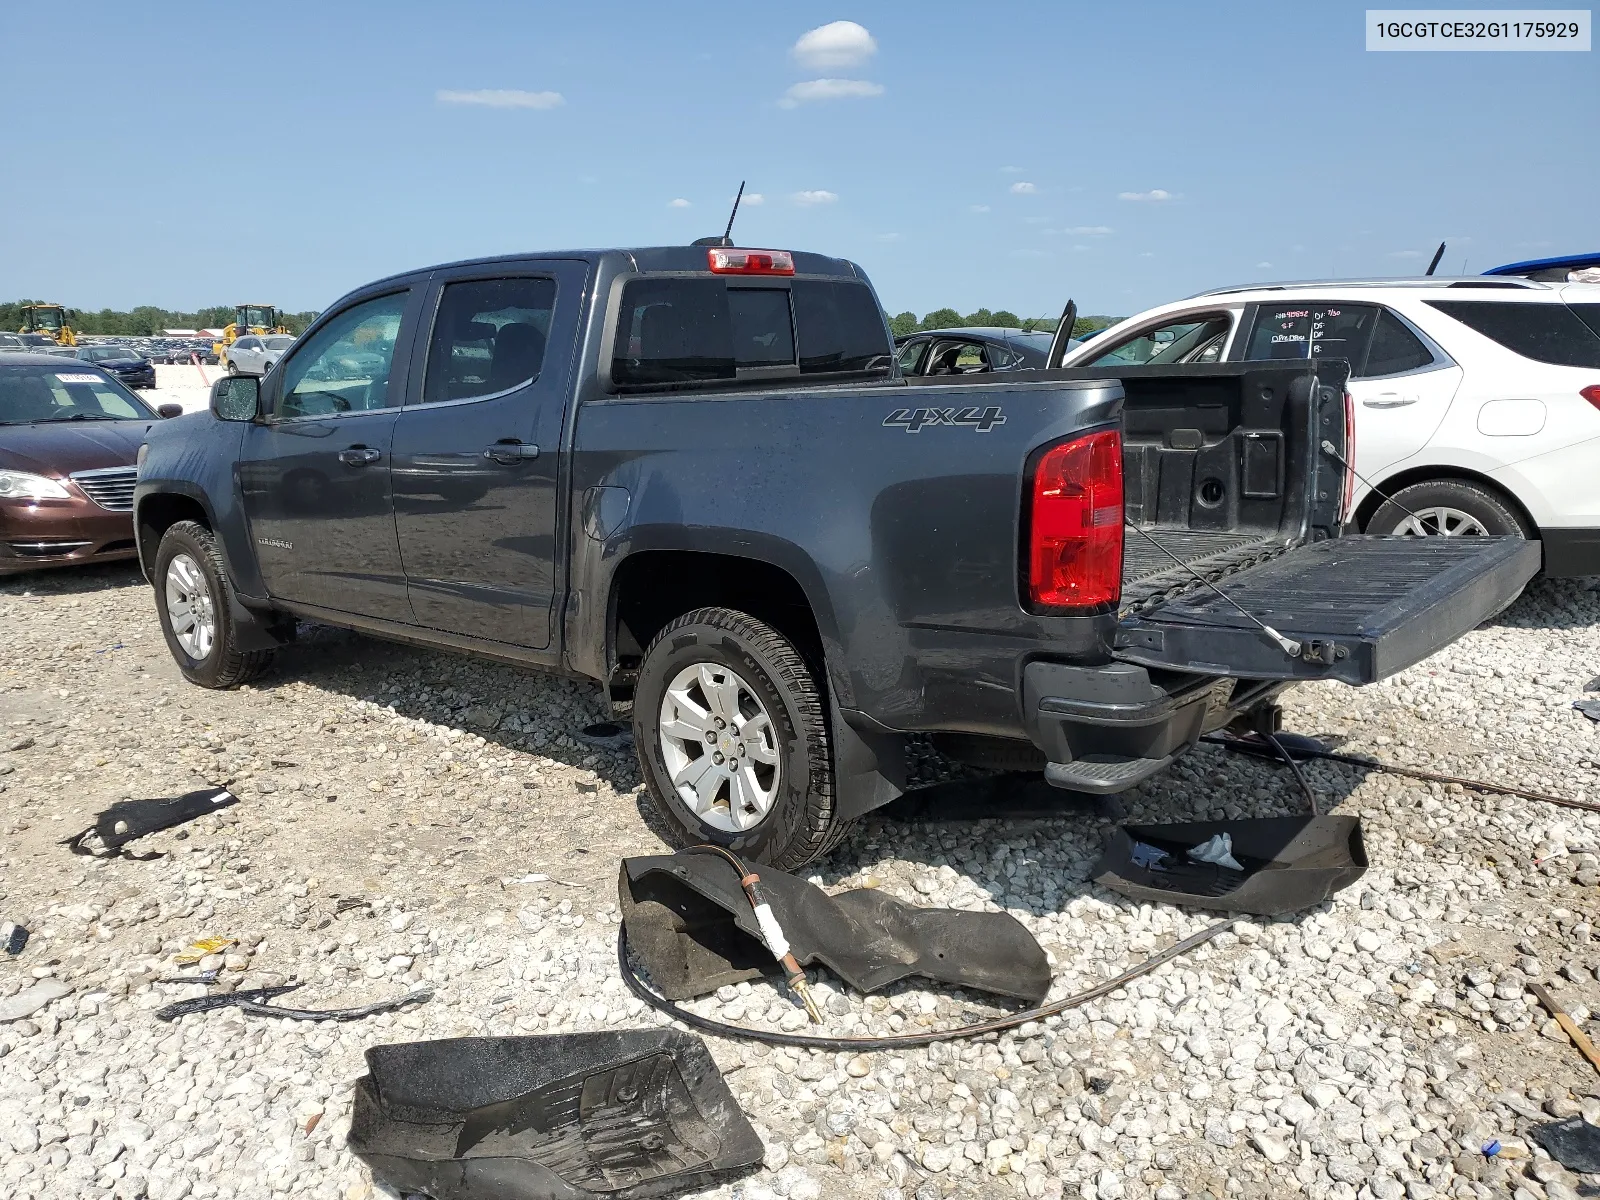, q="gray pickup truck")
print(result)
[132,244,1538,866]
